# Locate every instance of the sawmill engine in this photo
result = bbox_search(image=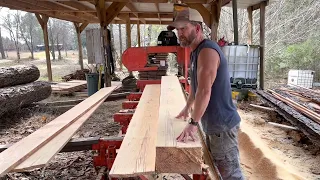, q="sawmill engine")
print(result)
[121,30,190,91]
[137,31,180,80]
